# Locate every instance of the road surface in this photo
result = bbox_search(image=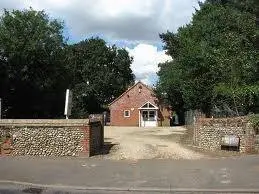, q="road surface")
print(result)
[0,156,259,193]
